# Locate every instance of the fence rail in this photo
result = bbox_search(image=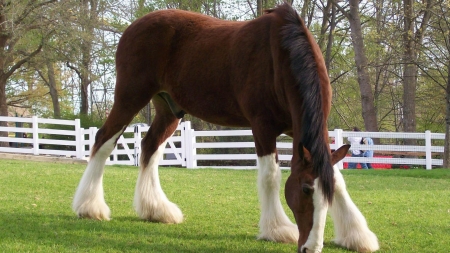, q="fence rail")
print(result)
[0,116,445,169]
